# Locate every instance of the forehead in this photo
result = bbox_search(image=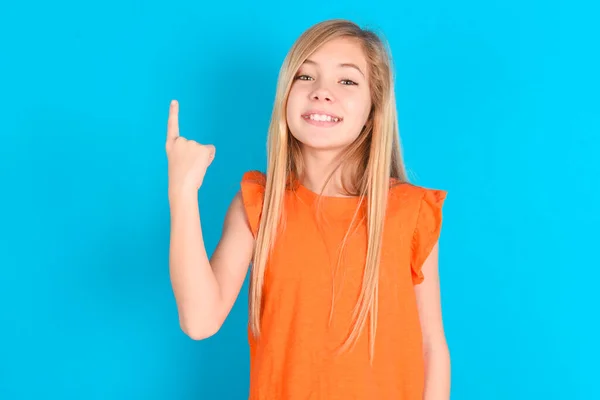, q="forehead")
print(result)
[303,37,367,71]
